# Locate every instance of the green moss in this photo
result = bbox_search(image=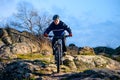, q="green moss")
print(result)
[16,53,54,64]
[16,53,49,59]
